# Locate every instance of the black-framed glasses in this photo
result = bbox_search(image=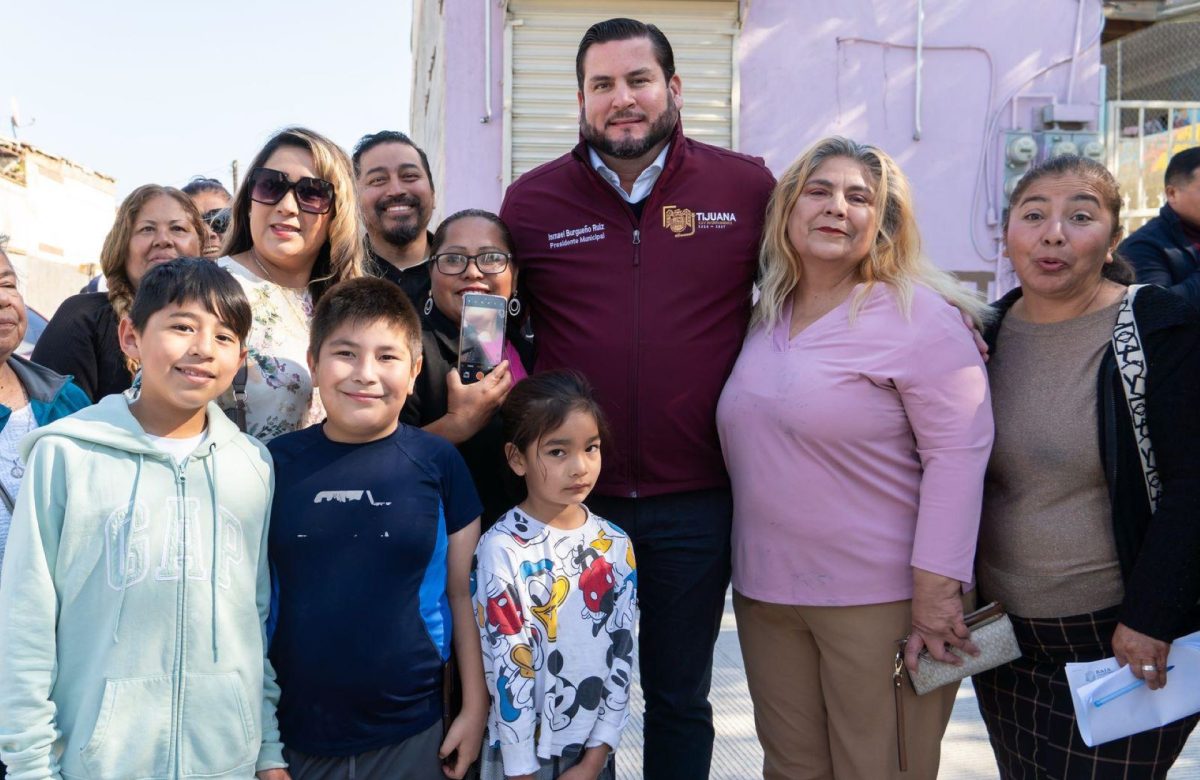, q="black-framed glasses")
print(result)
[432,252,511,275]
[247,167,335,214]
[202,208,231,235]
